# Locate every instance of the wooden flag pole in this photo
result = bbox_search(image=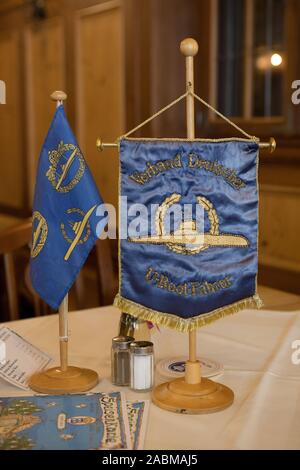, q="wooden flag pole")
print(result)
[152,39,234,413]
[28,91,99,394]
[181,38,202,386]
[52,92,69,374]
[59,294,68,372]
[0,80,6,104]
